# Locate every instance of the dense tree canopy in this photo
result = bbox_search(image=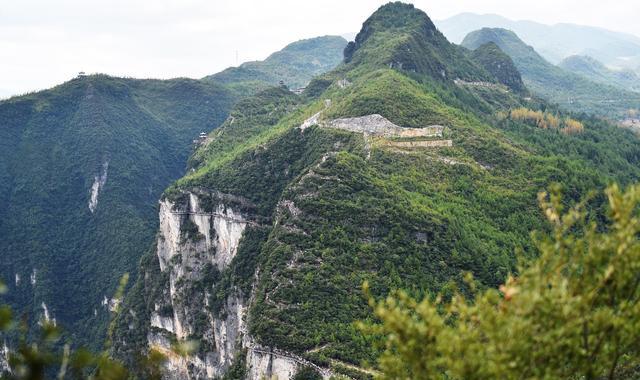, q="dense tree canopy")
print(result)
[366,184,640,379]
